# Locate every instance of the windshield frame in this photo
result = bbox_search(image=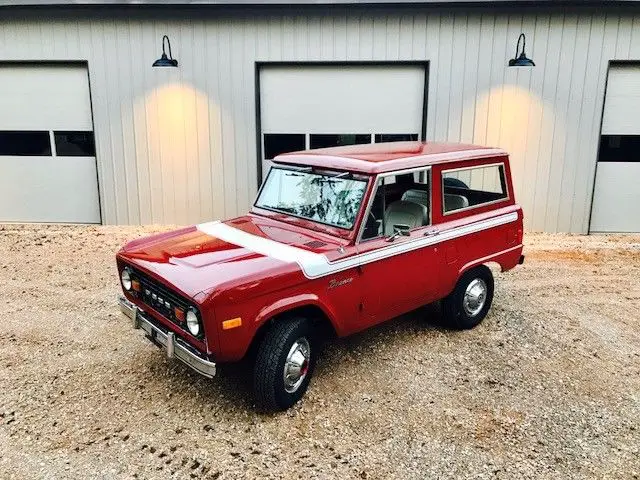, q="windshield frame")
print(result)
[253,164,371,232]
